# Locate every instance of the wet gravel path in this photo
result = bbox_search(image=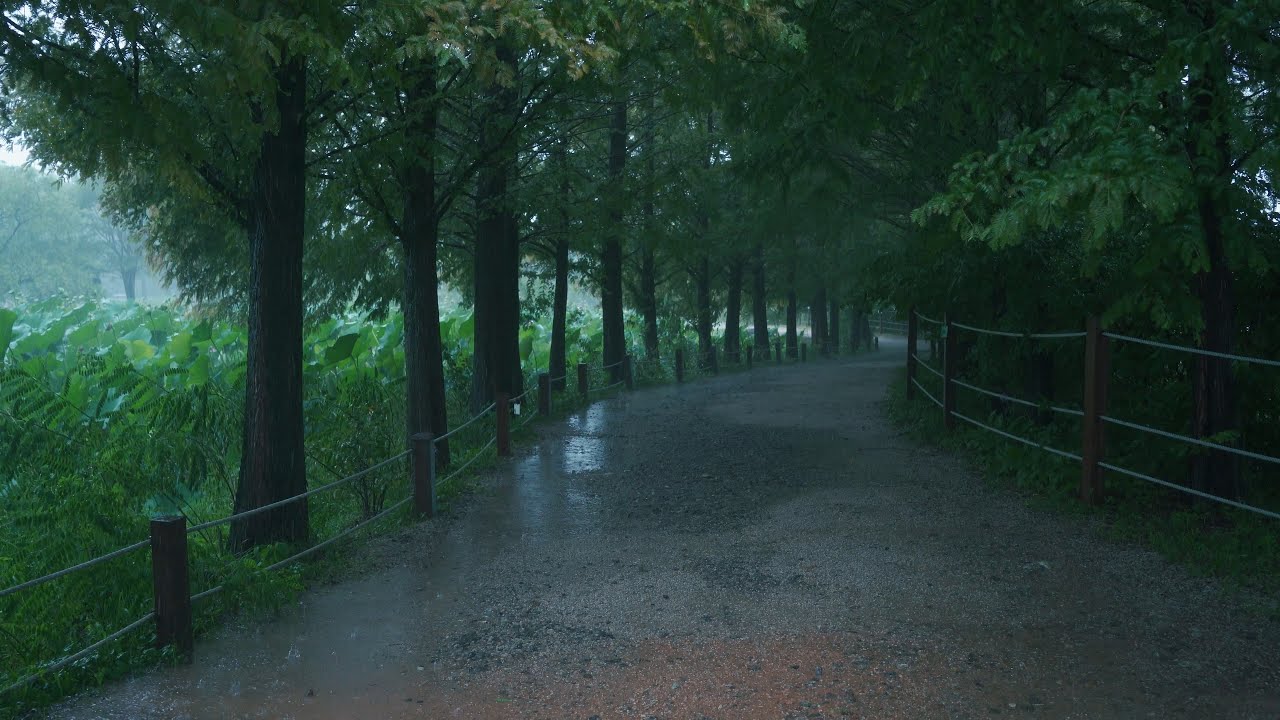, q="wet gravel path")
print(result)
[49,338,1280,719]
